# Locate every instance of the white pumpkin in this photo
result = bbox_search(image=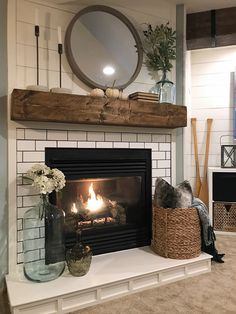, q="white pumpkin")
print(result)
[90,88,105,97]
[118,91,128,100]
[105,88,120,98]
